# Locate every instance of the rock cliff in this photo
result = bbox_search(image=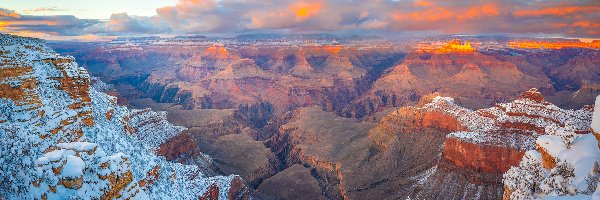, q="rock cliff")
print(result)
[0,33,247,199]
